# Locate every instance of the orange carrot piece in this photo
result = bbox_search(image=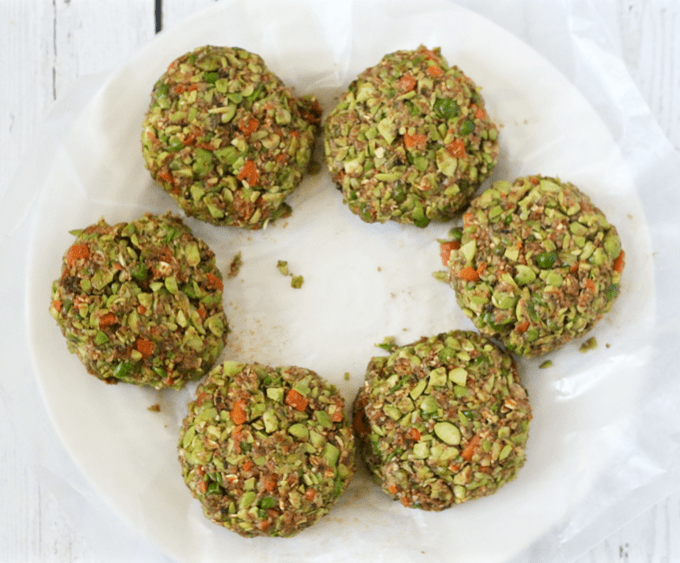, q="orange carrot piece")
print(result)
[231,399,248,425]
[403,133,427,150]
[304,488,316,502]
[238,117,260,136]
[458,266,480,282]
[426,65,444,78]
[285,389,309,412]
[237,159,259,186]
[398,75,417,92]
[66,243,90,267]
[98,313,117,328]
[516,320,529,334]
[242,460,254,472]
[135,338,155,358]
[440,240,460,266]
[461,434,481,462]
[408,427,421,441]
[613,250,626,274]
[206,272,224,291]
[446,138,467,159]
